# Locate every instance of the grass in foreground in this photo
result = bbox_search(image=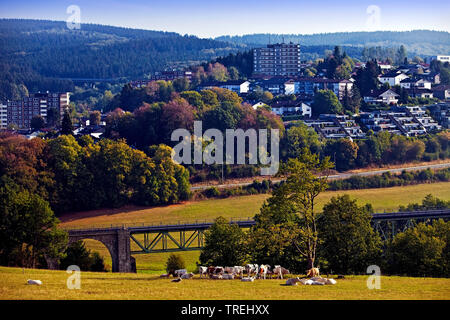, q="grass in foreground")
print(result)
[0,267,449,300]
